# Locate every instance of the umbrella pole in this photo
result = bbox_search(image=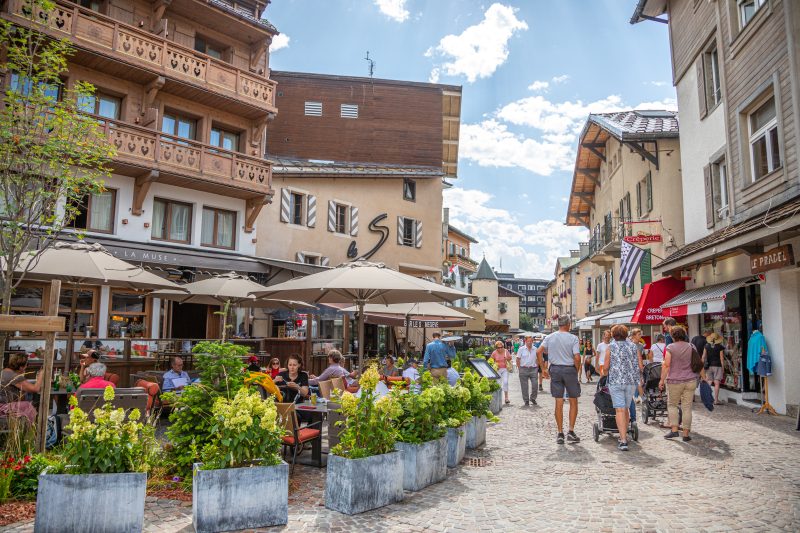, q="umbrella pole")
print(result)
[404,315,410,356]
[357,301,365,372]
[66,282,79,371]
